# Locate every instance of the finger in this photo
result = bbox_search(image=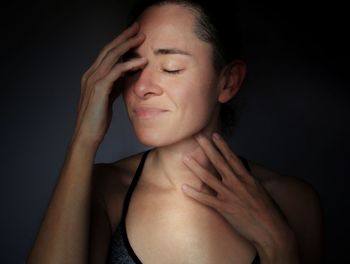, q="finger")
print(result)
[182,184,226,211]
[81,22,140,83]
[77,56,146,122]
[101,57,148,92]
[92,22,140,69]
[212,133,254,183]
[183,155,229,195]
[195,133,239,183]
[79,22,141,101]
[97,32,146,74]
[78,57,147,121]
